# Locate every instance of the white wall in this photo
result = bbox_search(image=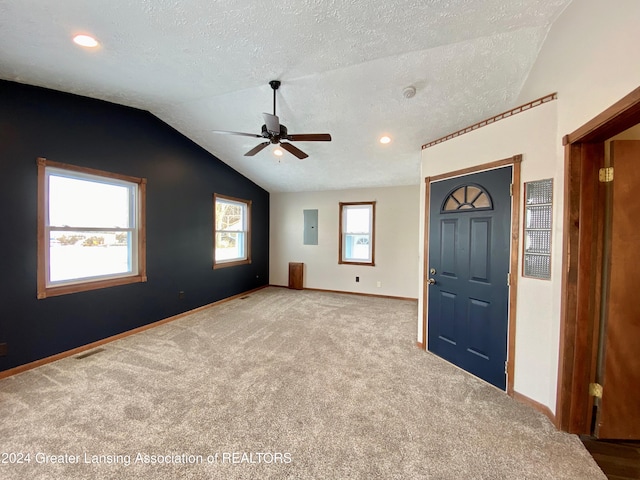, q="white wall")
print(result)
[419,0,640,414]
[518,0,640,137]
[420,100,560,409]
[270,185,420,299]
